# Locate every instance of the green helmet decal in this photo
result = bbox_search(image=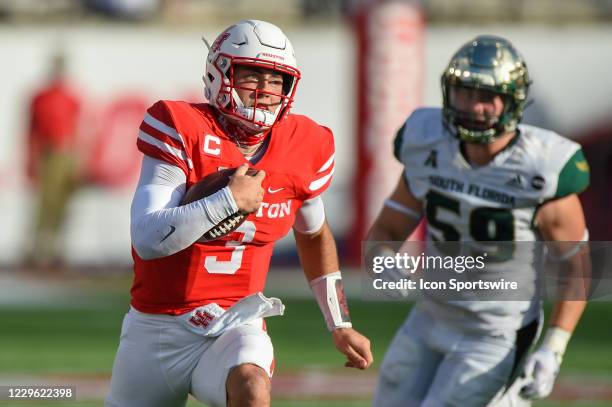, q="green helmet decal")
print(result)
[441,35,531,144]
